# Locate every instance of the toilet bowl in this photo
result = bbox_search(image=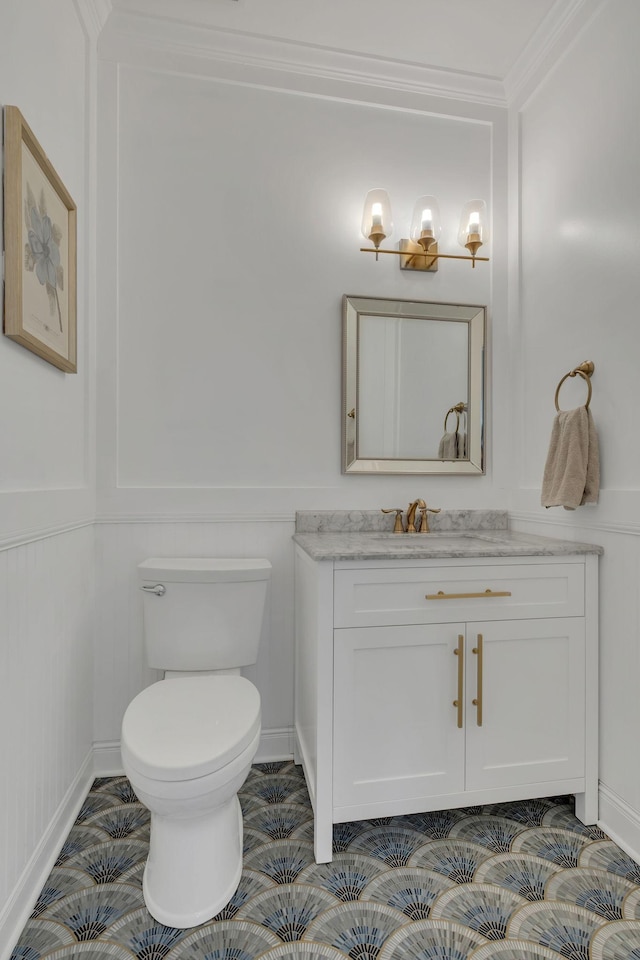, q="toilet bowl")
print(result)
[121,673,261,928]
